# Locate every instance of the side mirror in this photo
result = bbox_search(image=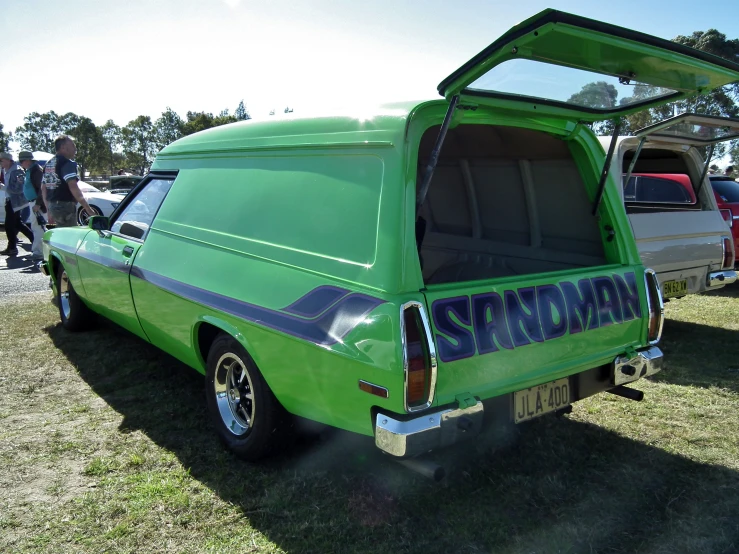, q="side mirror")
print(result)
[88,215,110,235]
